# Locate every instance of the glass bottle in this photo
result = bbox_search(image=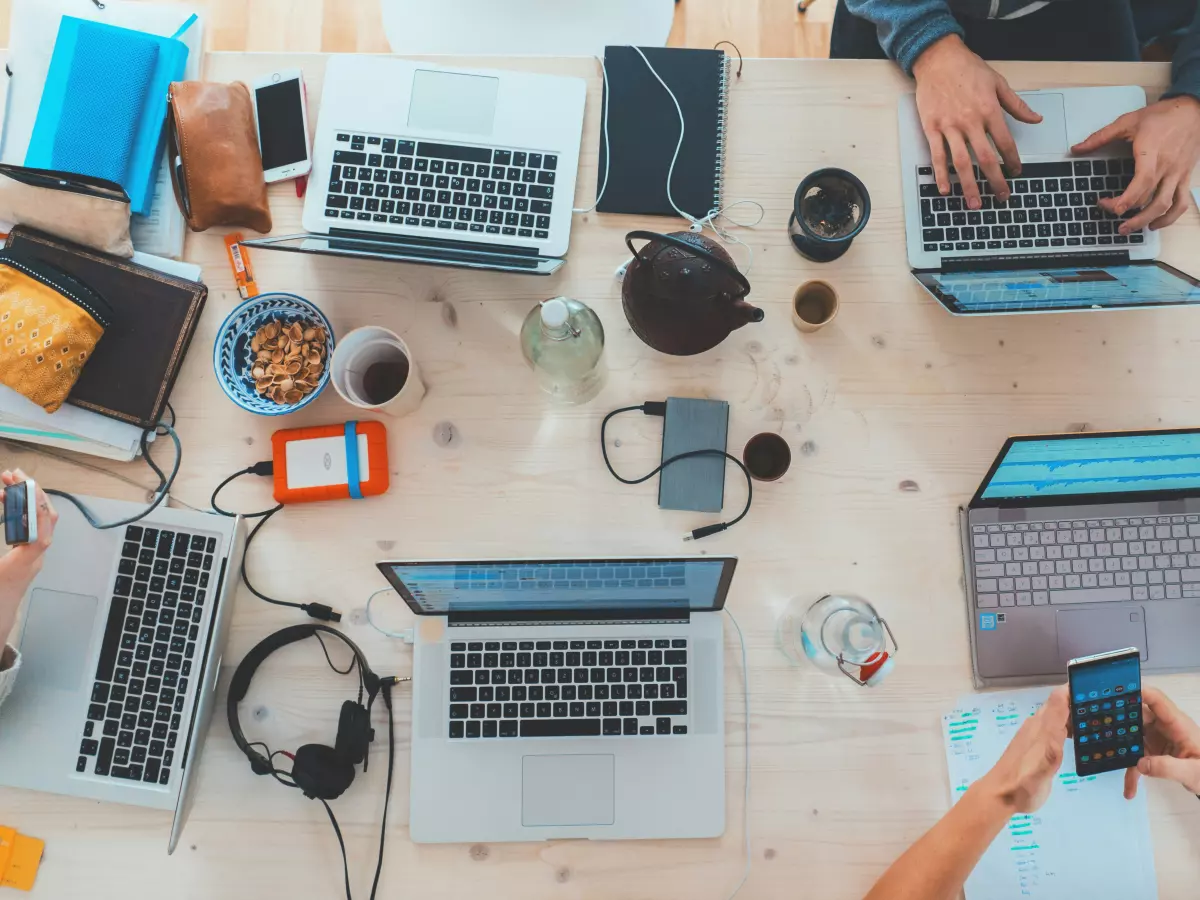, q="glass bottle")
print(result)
[778,594,896,686]
[519,297,605,404]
